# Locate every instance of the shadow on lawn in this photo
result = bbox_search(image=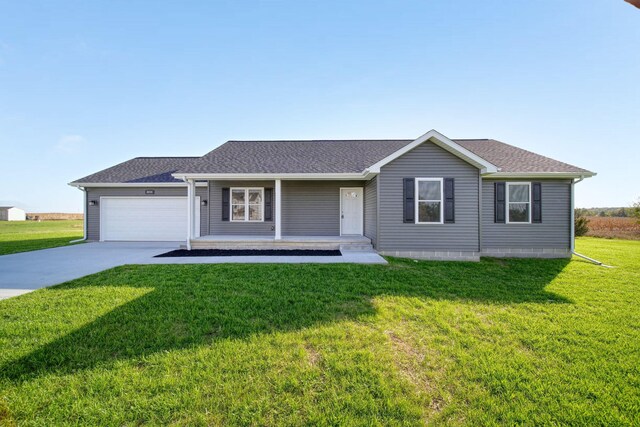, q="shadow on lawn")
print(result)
[0,257,570,382]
